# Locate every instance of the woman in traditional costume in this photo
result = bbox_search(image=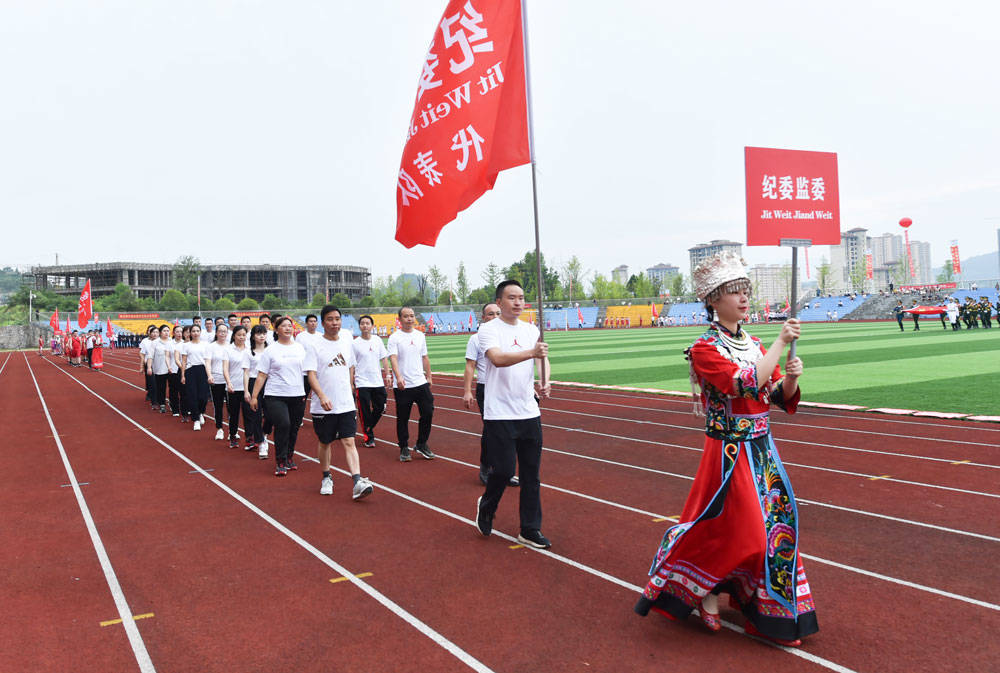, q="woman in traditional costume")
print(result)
[634,252,818,647]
